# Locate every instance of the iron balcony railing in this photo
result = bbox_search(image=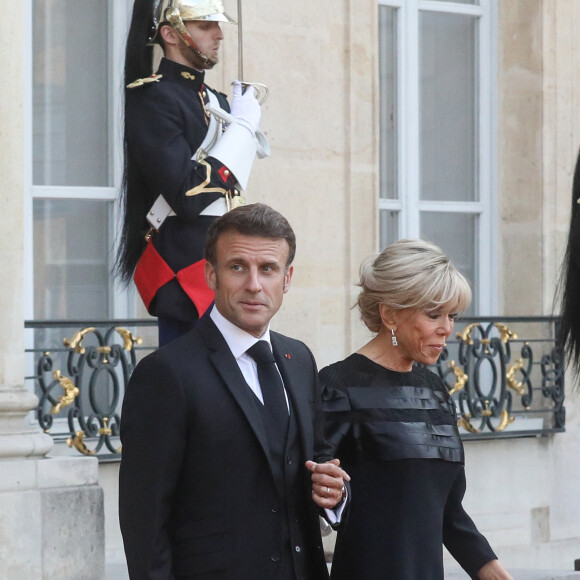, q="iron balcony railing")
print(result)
[25,319,158,460]
[433,316,564,439]
[25,316,565,459]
